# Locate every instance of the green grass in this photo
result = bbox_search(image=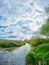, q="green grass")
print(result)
[0,39,25,48]
[26,37,49,46]
[26,44,49,65]
[6,48,15,51]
